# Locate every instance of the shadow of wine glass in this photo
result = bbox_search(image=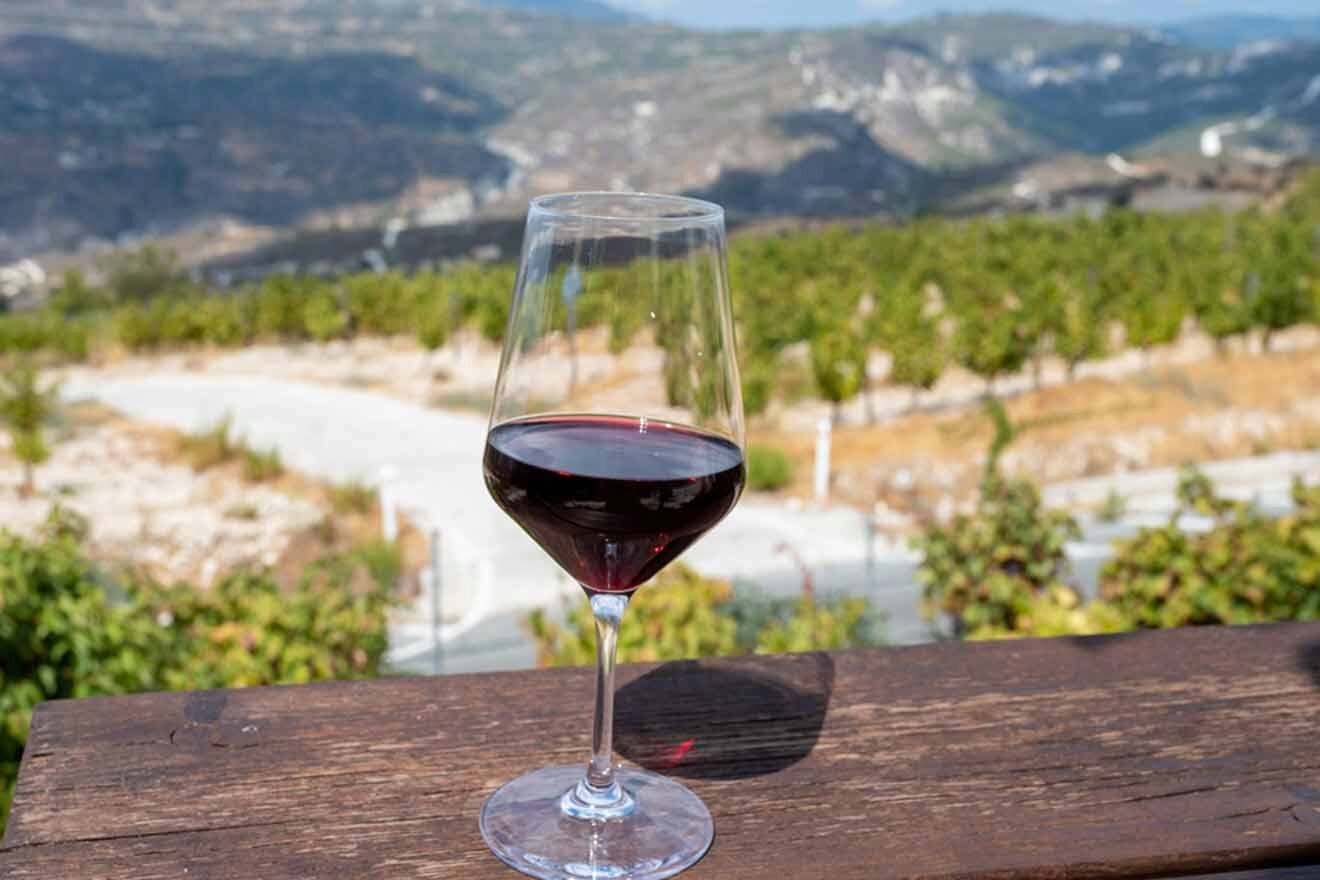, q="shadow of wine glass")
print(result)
[613,653,833,781]
[1298,638,1320,691]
